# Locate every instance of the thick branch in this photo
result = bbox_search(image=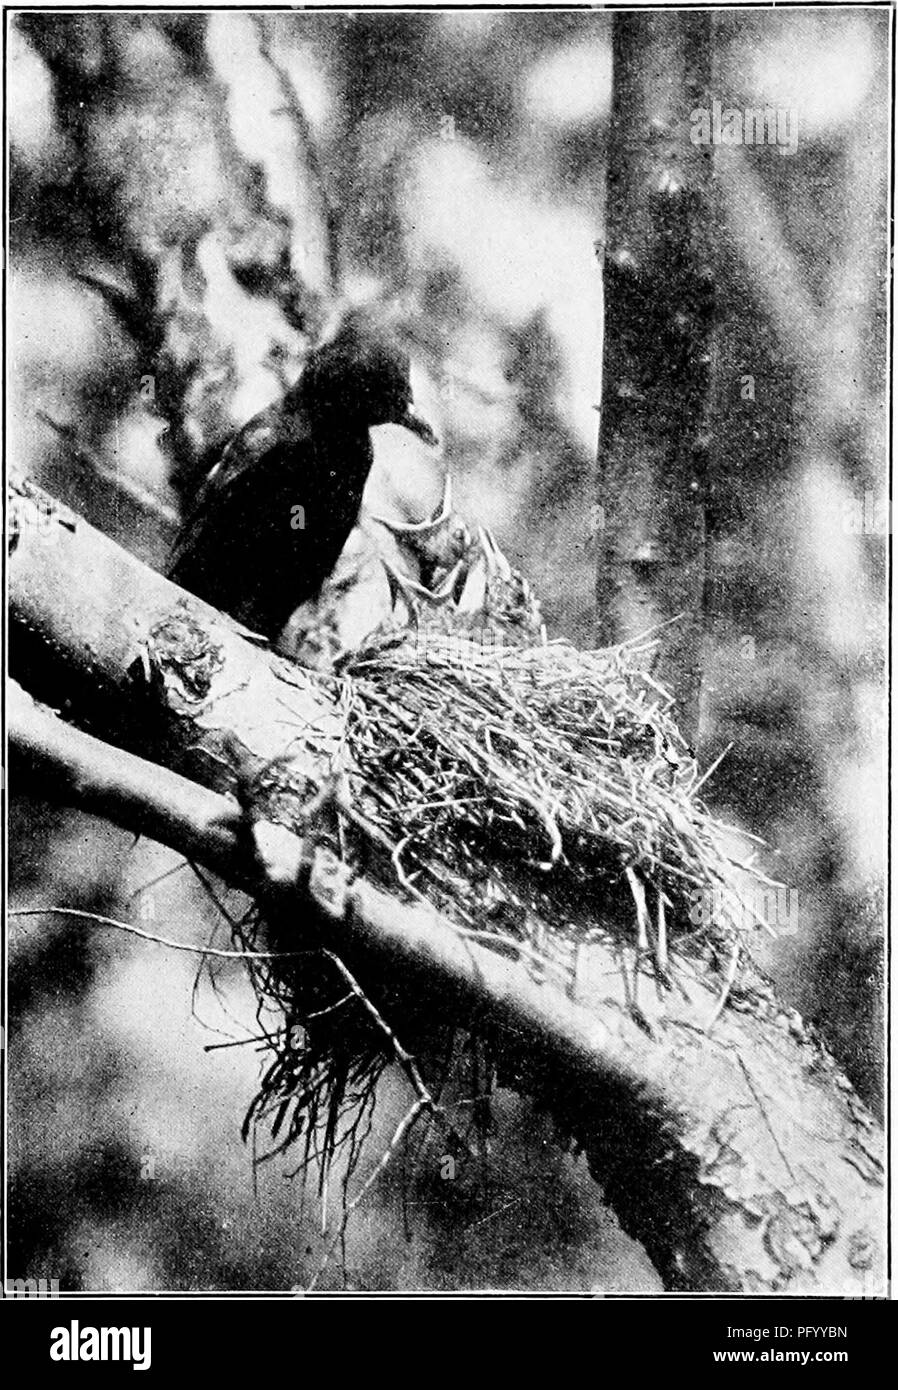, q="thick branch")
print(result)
[10,679,247,880]
[8,472,885,1294]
